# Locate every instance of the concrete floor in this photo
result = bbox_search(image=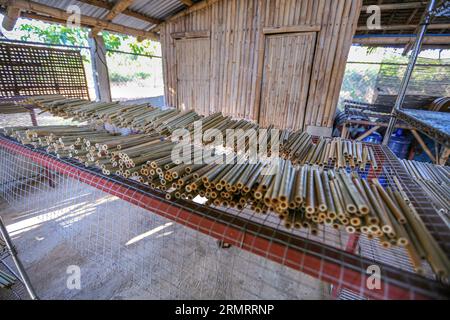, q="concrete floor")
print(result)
[0,168,329,300]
